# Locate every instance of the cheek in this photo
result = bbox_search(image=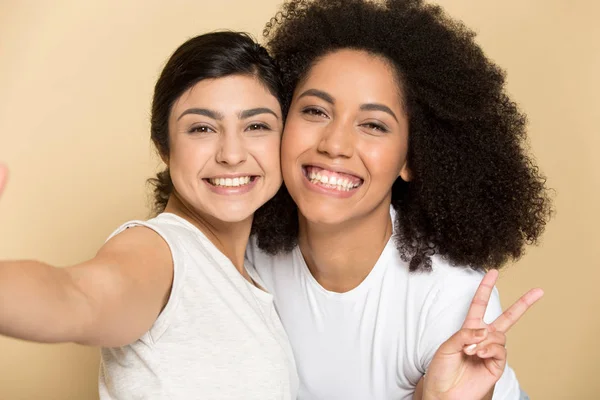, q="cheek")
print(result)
[281,119,315,167]
[362,139,408,180]
[169,139,212,174]
[280,136,299,179]
[250,136,282,174]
